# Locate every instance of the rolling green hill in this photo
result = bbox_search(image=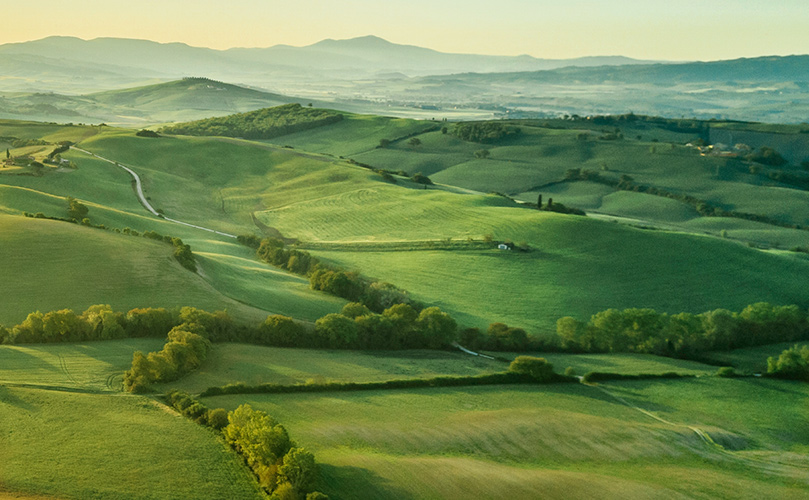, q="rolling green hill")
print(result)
[57,124,809,334]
